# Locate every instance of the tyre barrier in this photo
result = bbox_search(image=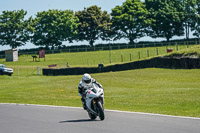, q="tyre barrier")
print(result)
[42,57,200,76]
